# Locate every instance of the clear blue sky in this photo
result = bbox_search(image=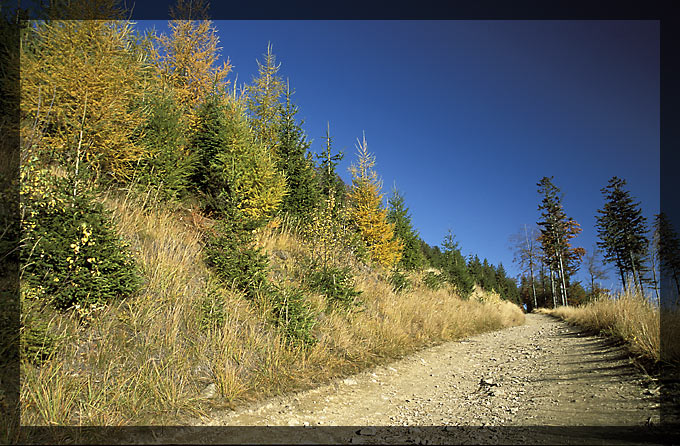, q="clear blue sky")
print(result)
[137,20,660,288]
